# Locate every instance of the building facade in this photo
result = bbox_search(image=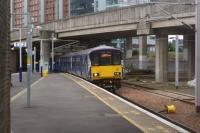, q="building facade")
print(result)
[11,0,153,27]
[11,0,70,27]
[70,0,94,16]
